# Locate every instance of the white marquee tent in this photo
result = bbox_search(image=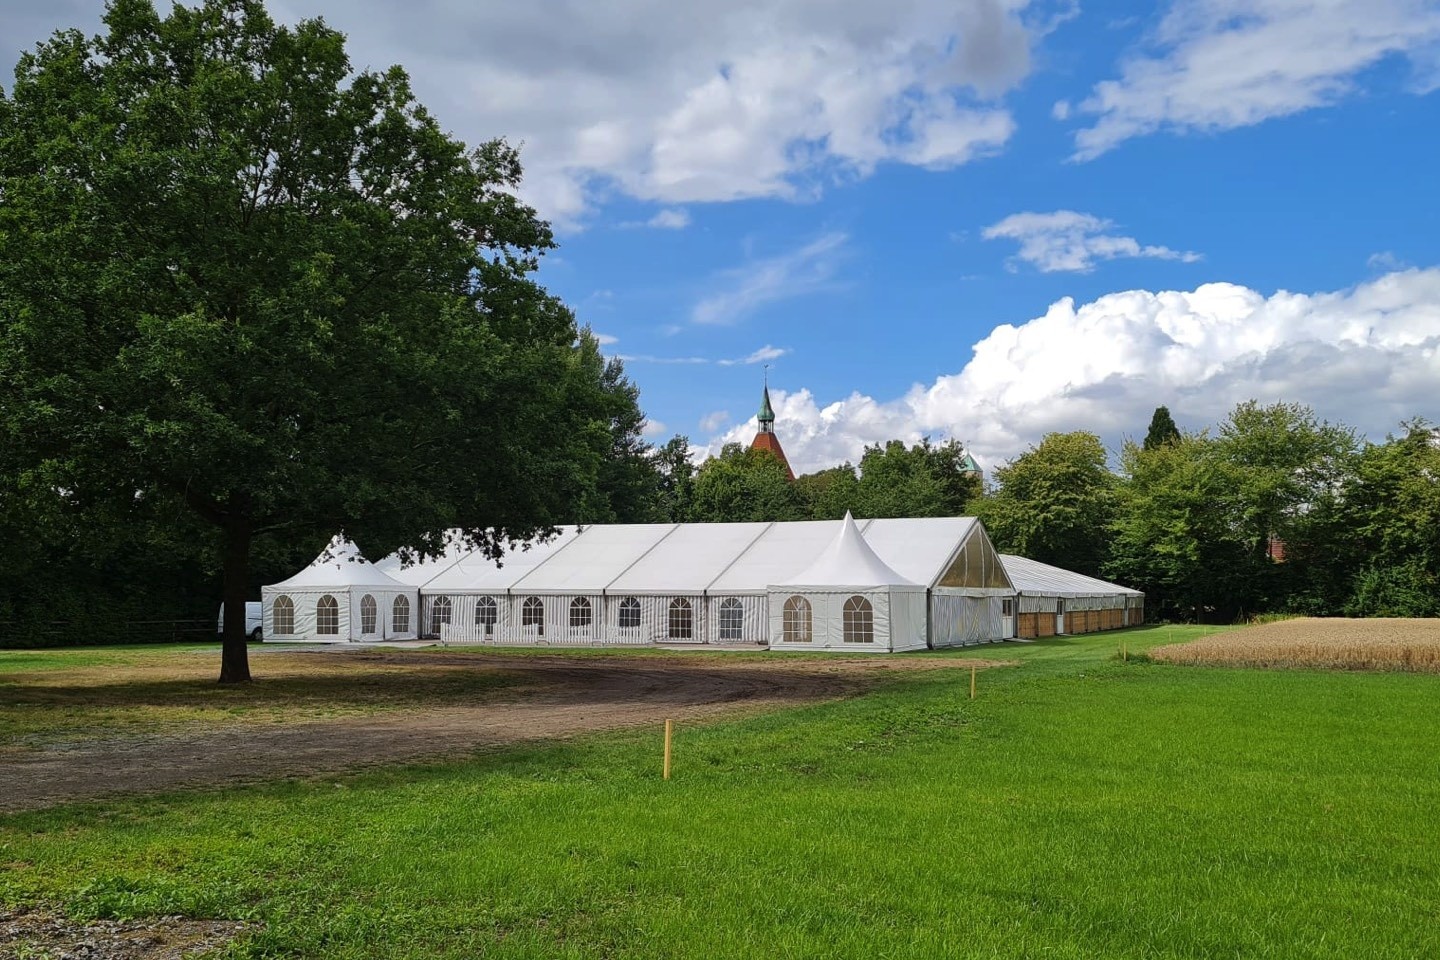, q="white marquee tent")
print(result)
[262,516,1145,650]
[767,513,927,652]
[261,536,416,642]
[1000,554,1144,637]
